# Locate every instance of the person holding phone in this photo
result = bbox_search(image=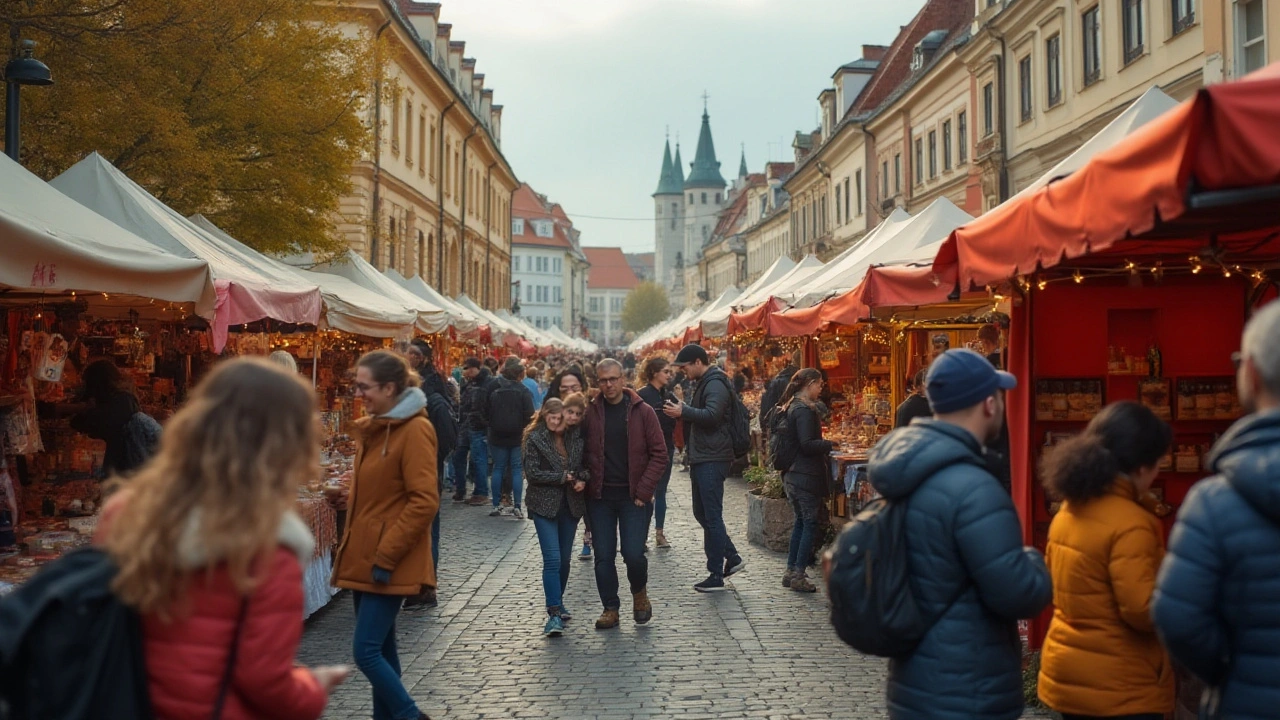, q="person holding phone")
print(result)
[637,356,678,549]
